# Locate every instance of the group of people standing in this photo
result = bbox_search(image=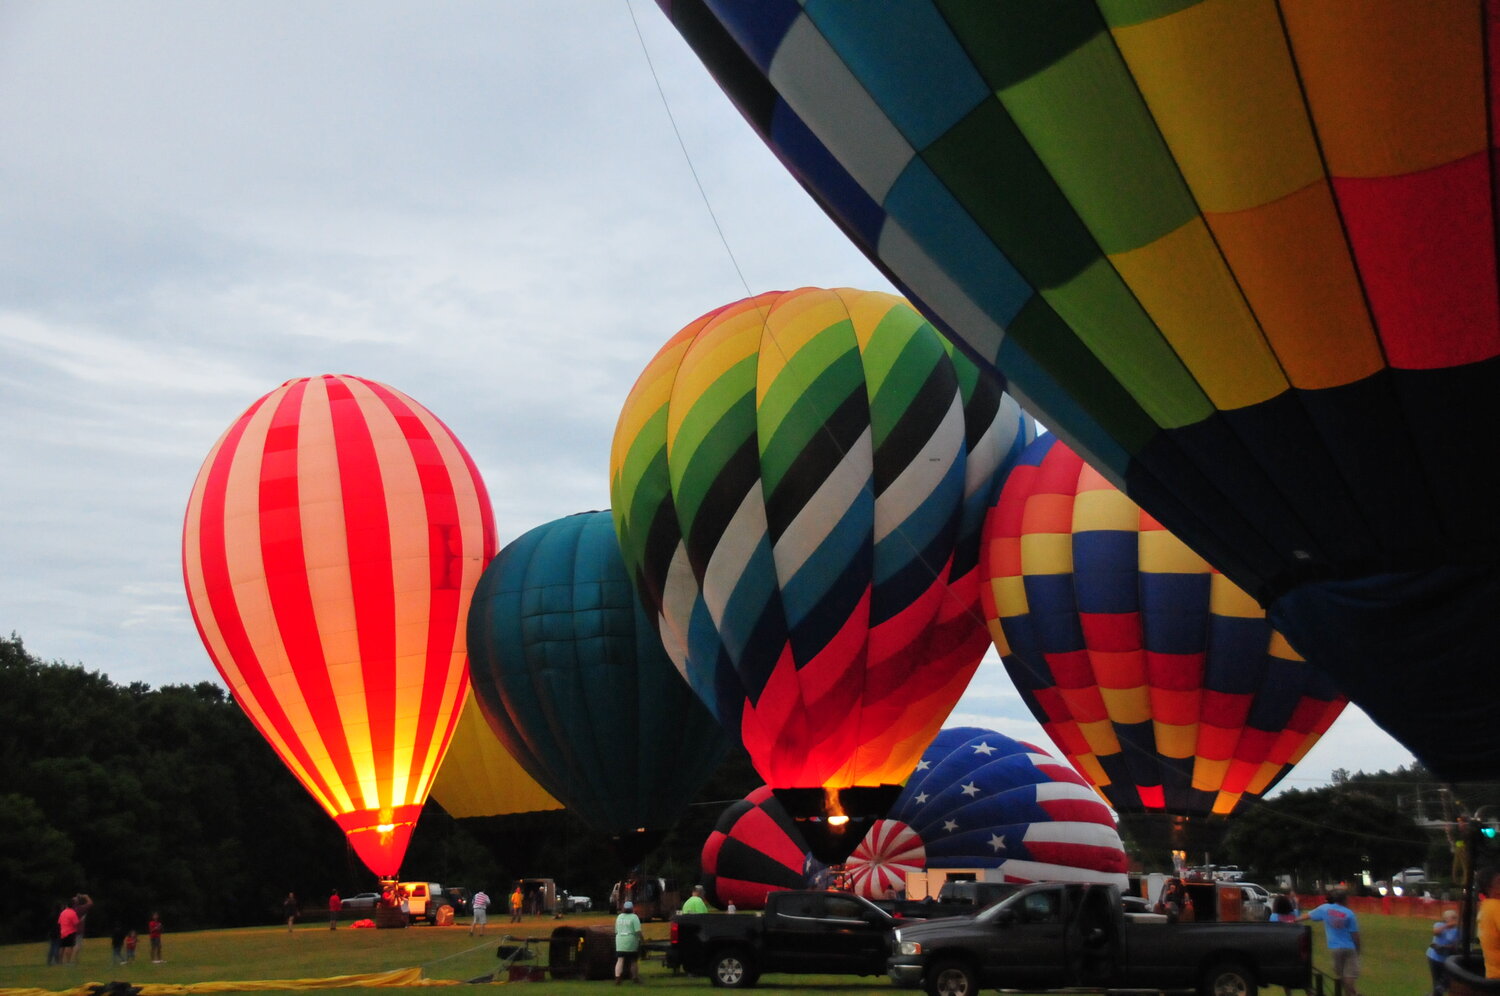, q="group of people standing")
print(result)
[47,894,163,967]
[1298,868,1500,996]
